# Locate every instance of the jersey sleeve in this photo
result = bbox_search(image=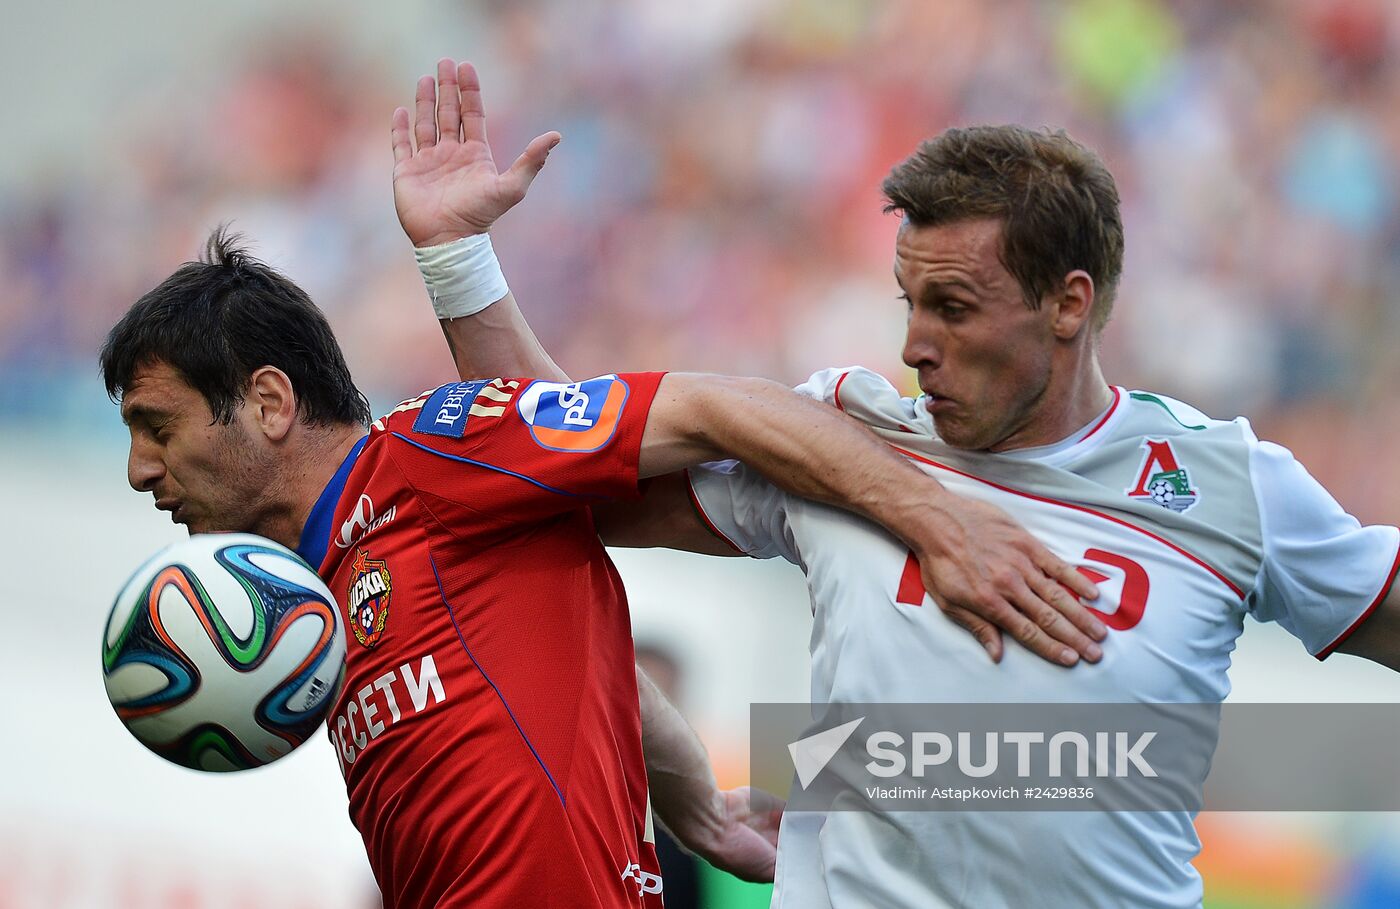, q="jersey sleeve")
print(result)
[794,365,926,431]
[792,367,855,406]
[686,459,801,565]
[1244,432,1400,658]
[385,373,666,533]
